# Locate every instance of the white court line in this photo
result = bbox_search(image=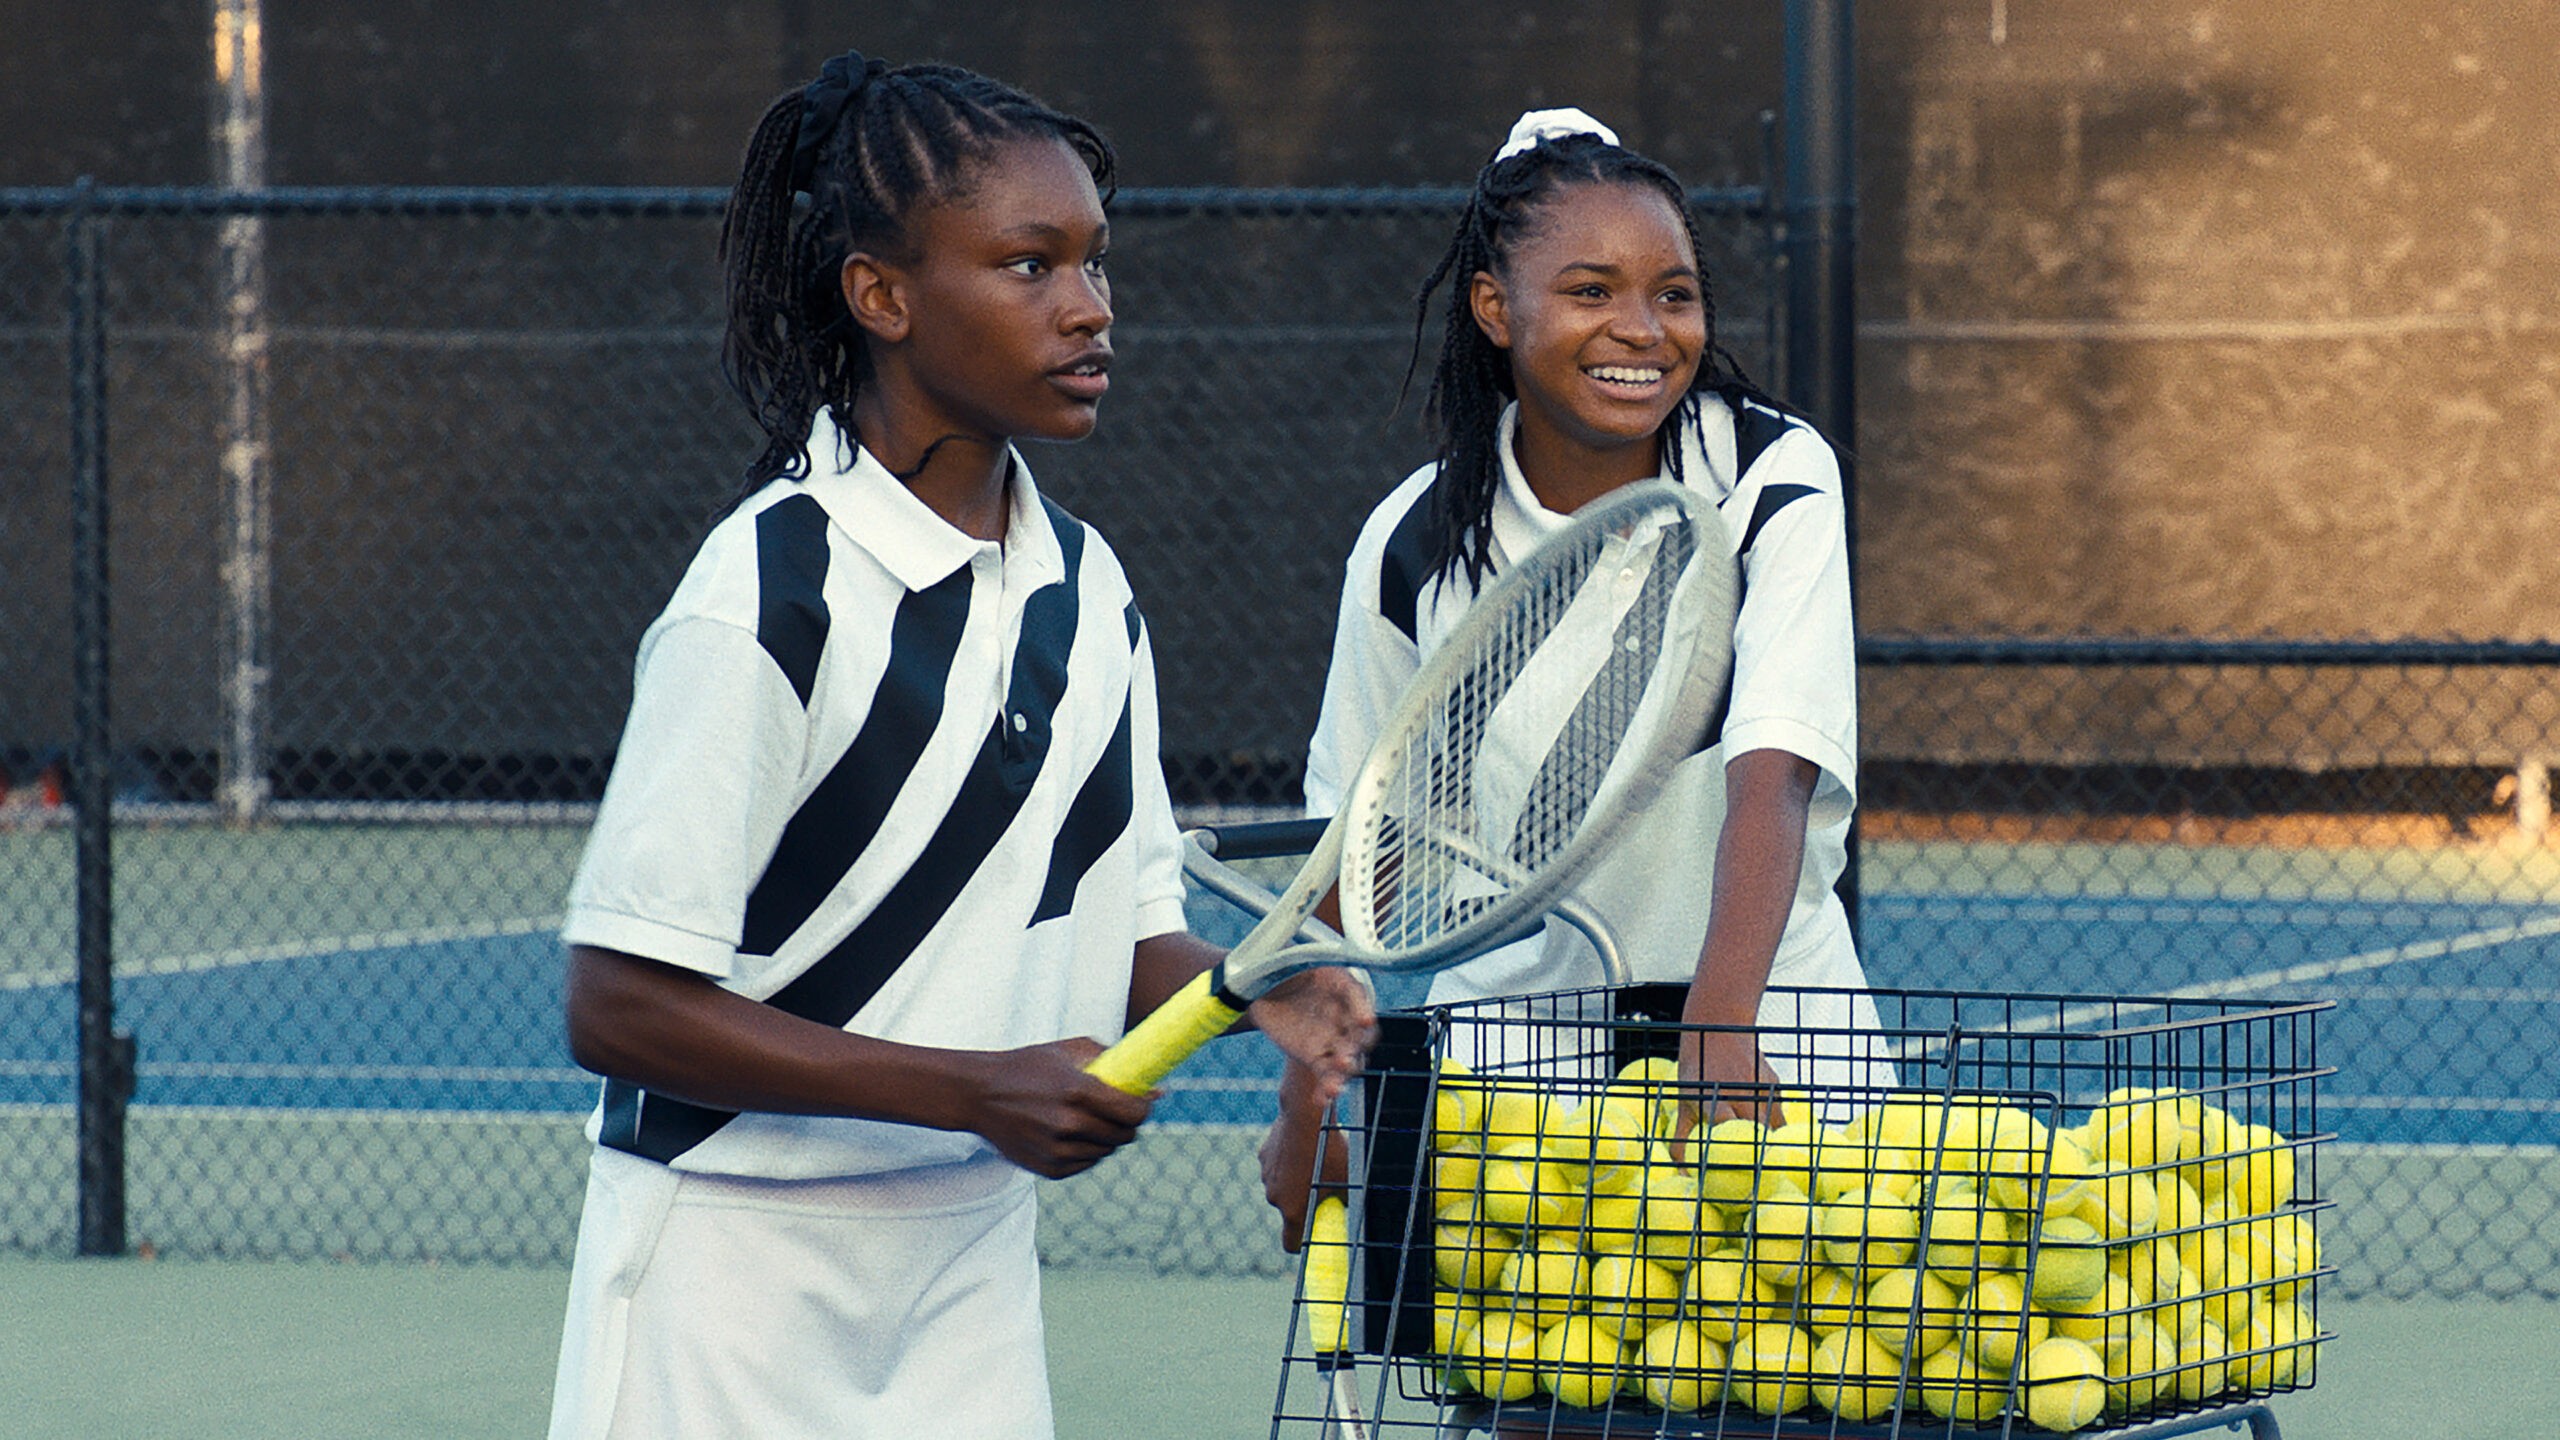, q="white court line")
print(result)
[0,915,563,993]
[2320,1095,2560,1114]
[1955,910,2560,1044]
